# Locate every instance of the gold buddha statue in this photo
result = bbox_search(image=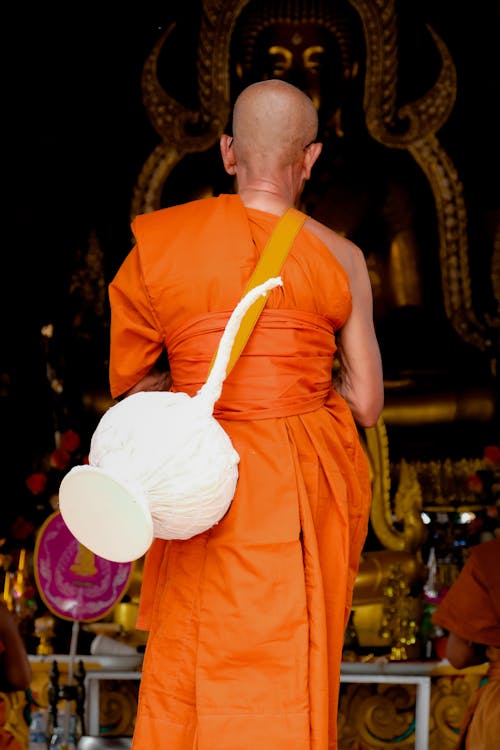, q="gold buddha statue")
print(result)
[125,0,498,648]
[141,2,494,433]
[131,0,497,491]
[231,2,427,385]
